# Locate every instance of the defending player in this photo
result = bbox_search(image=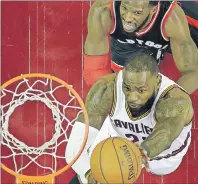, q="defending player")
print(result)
[66,51,193,184]
[83,0,198,94]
